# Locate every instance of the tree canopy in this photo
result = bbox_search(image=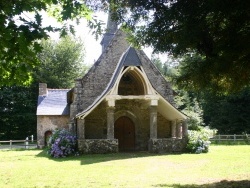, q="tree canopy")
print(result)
[36,36,88,88]
[0,0,102,86]
[153,56,250,134]
[0,36,88,140]
[0,85,37,140]
[111,0,250,92]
